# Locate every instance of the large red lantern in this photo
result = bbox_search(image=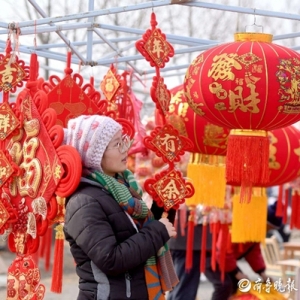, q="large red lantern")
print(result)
[184,33,300,200]
[267,126,300,186]
[156,84,230,207]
